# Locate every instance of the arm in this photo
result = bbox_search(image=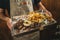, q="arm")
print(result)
[0,8,12,30]
[38,2,52,17]
[0,8,11,22]
[38,2,47,10]
[0,8,9,22]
